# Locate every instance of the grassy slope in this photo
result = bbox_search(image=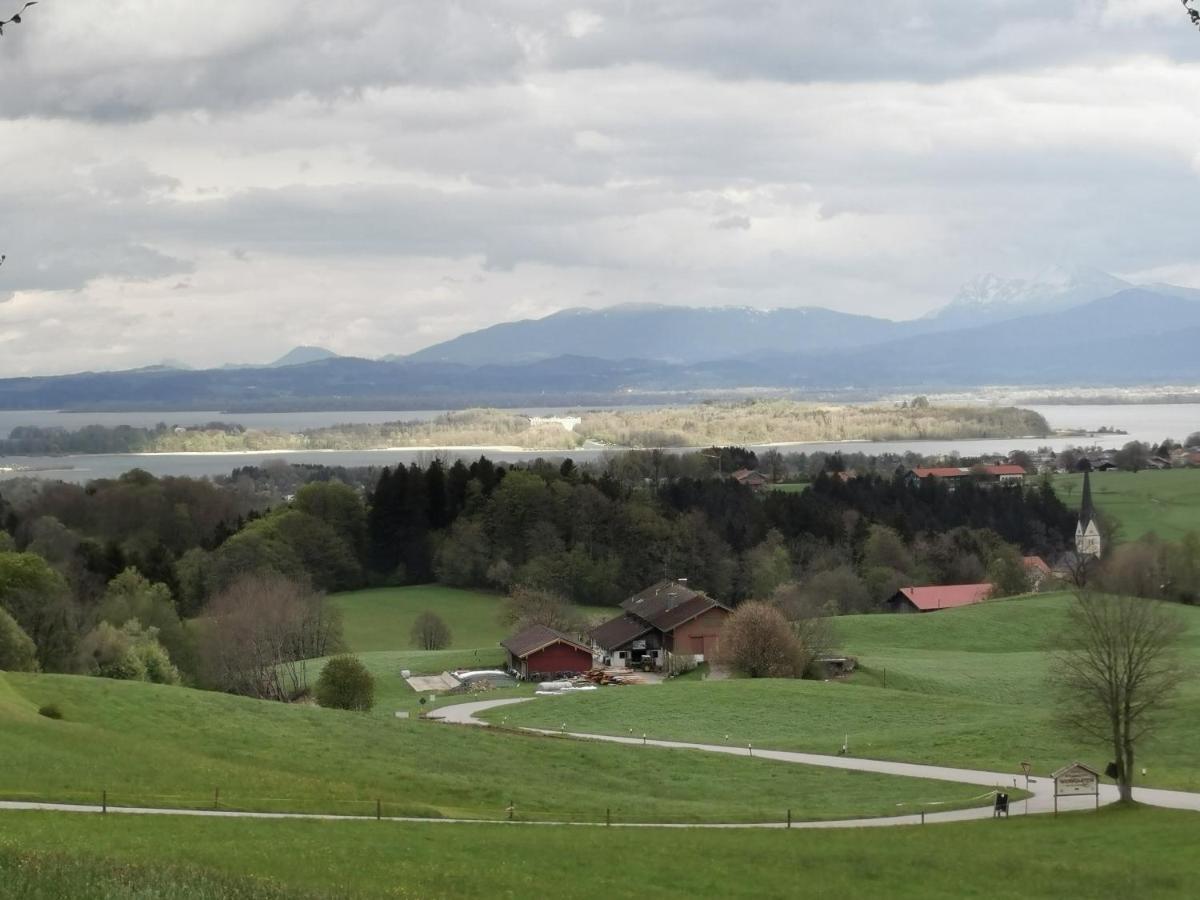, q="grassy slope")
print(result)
[331,585,611,653]
[1,806,1198,899]
[0,672,989,824]
[491,594,1200,790]
[1053,469,1200,542]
